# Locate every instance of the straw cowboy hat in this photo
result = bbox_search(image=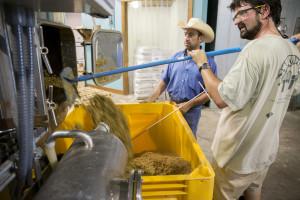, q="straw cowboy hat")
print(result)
[178,18,214,43]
